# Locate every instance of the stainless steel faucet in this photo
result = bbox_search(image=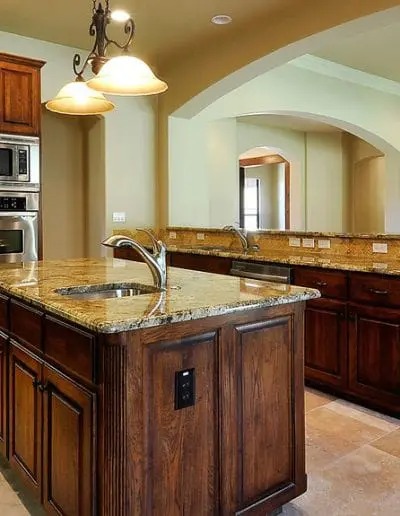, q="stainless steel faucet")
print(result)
[223,225,249,251]
[102,228,167,289]
[223,225,259,252]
